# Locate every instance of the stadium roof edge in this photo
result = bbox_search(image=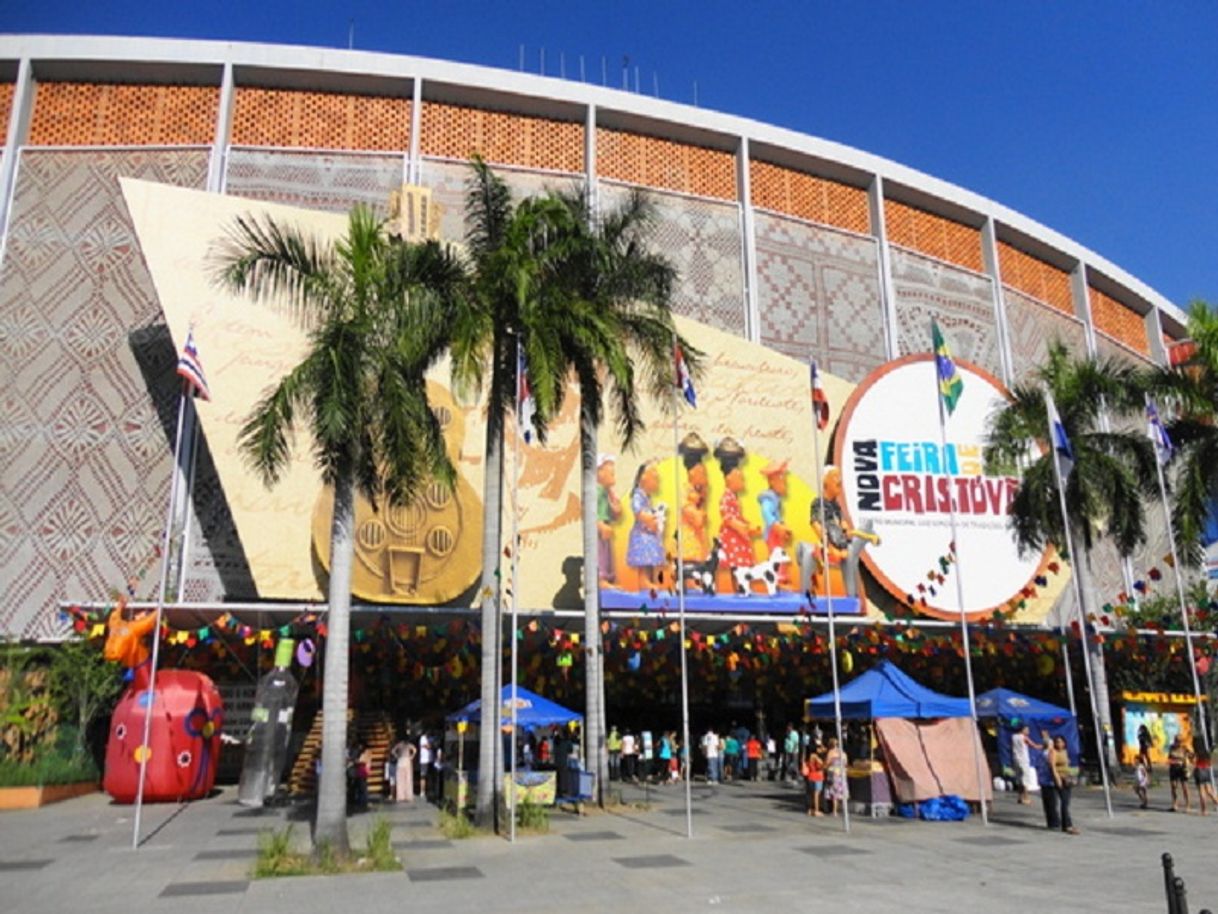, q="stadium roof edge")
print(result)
[0,33,1187,326]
